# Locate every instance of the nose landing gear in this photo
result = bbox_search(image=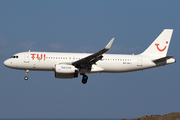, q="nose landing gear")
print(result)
[24,70,29,80]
